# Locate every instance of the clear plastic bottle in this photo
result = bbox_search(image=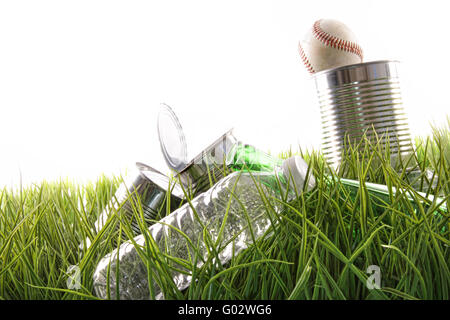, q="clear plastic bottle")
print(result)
[92,156,316,299]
